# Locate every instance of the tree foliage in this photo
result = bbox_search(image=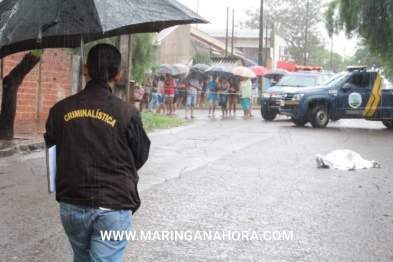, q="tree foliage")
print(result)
[131,33,158,83]
[238,0,324,65]
[325,0,393,78]
[192,50,211,66]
